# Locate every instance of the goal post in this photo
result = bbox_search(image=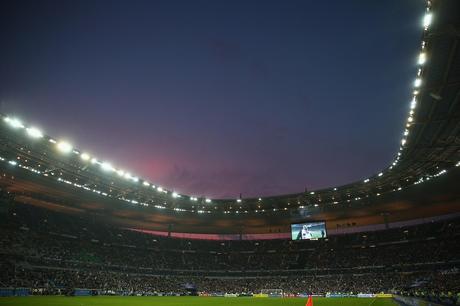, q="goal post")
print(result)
[260,288,284,297]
